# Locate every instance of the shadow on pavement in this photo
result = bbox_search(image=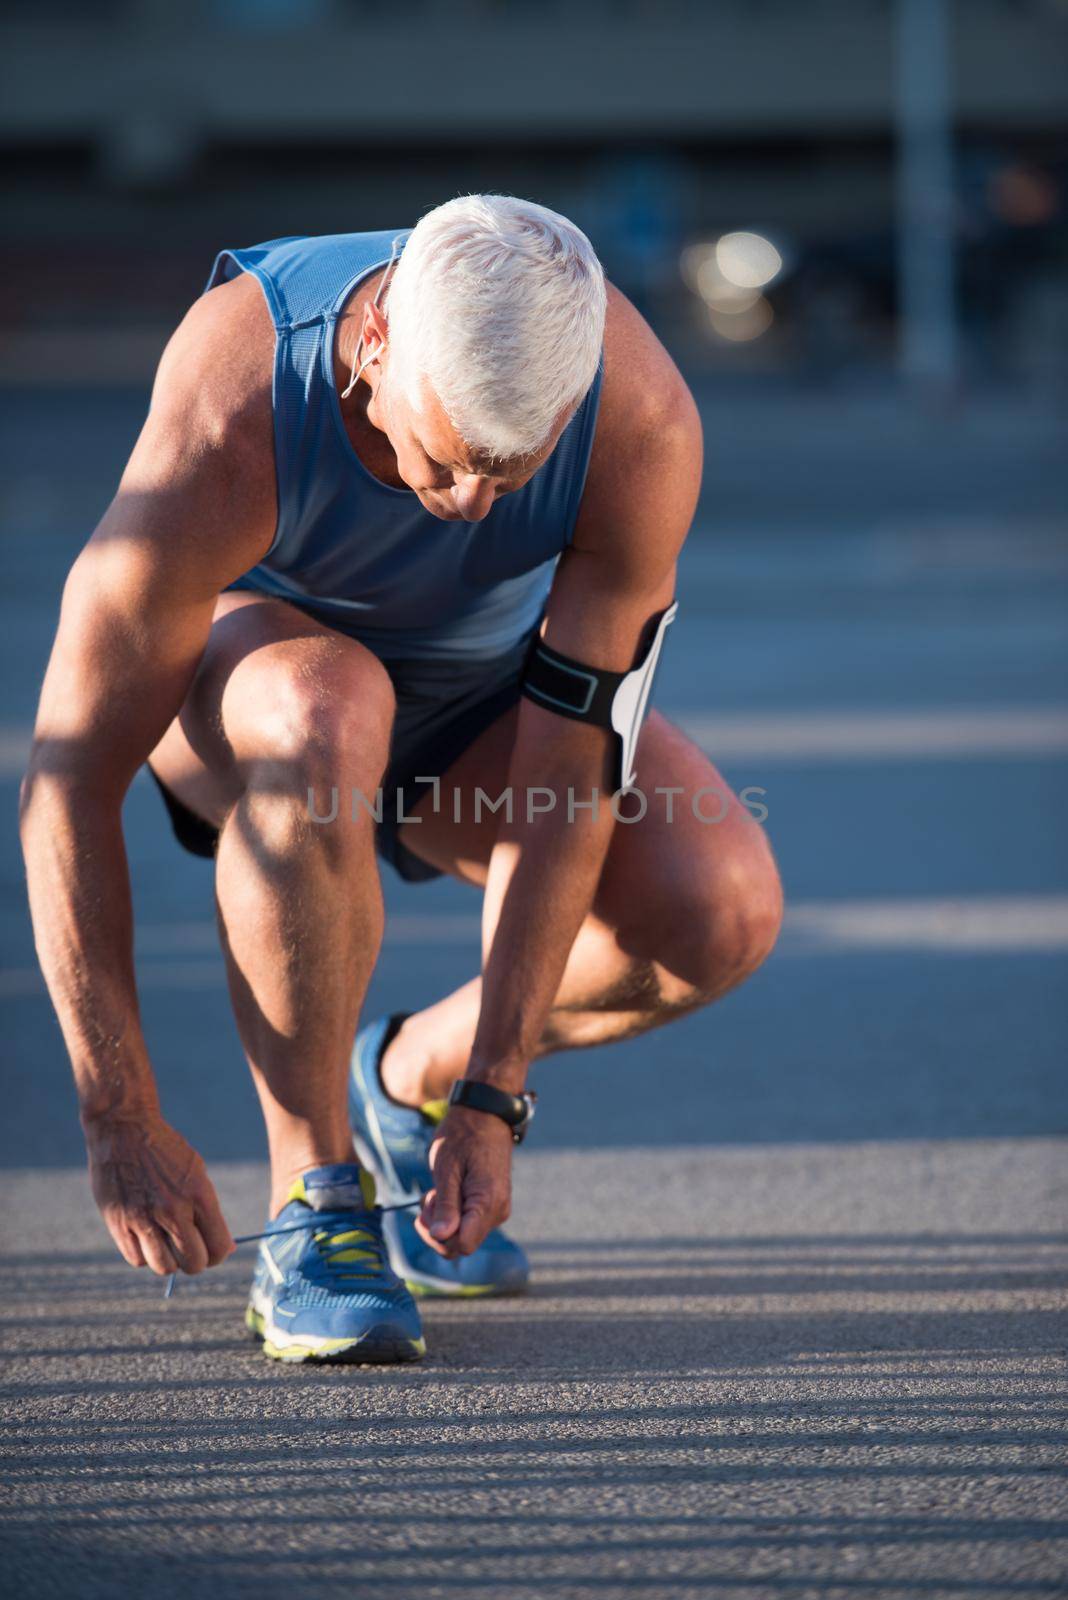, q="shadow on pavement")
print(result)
[2,1218,1066,1595]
